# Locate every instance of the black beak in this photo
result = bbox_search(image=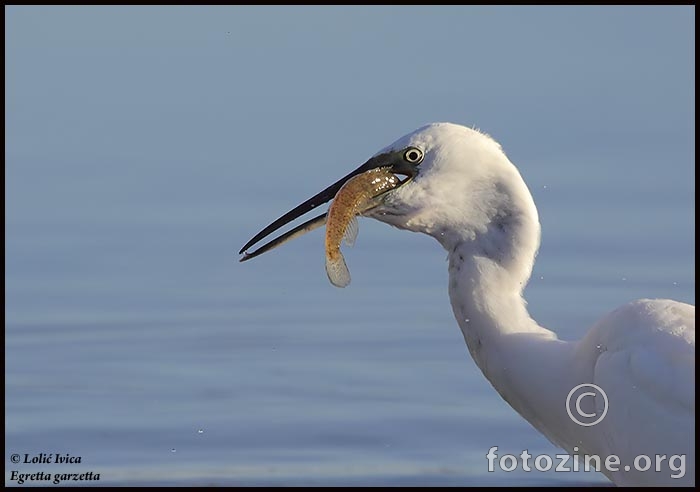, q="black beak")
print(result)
[239,150,415,262]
